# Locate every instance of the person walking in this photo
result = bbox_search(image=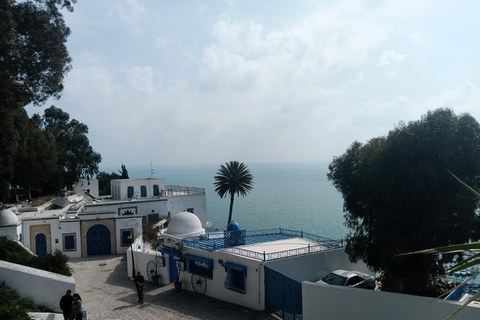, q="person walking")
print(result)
[59,289,74,320]
[134,271,145,303]
[72,293,83,320]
